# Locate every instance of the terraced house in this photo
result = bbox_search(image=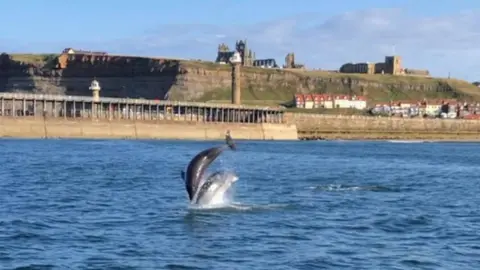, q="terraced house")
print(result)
[371,99,480,119]
[294,94,367,110]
